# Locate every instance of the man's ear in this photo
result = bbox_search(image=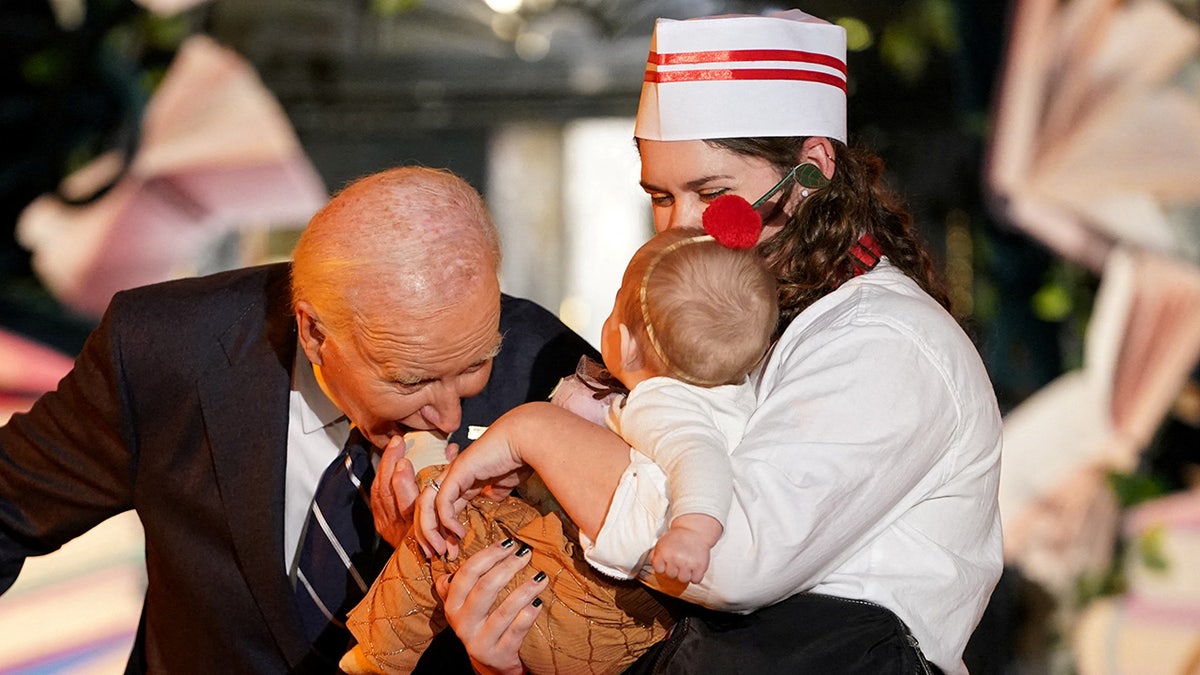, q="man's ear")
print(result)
[295,301,326,366]
[618,323,643,372]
